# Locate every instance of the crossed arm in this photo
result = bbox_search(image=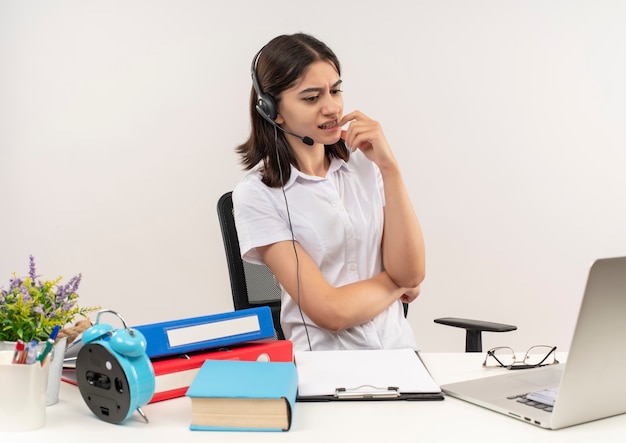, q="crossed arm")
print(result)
[258,240,409,332]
